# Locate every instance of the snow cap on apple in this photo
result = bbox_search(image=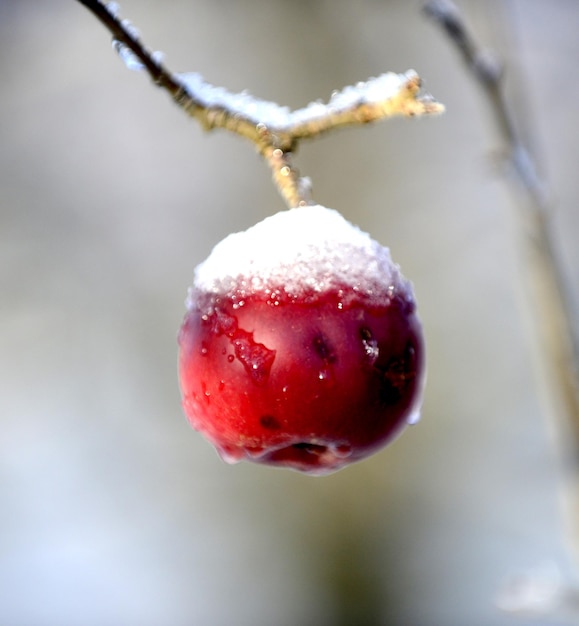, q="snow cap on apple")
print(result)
[179,205,425,475]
